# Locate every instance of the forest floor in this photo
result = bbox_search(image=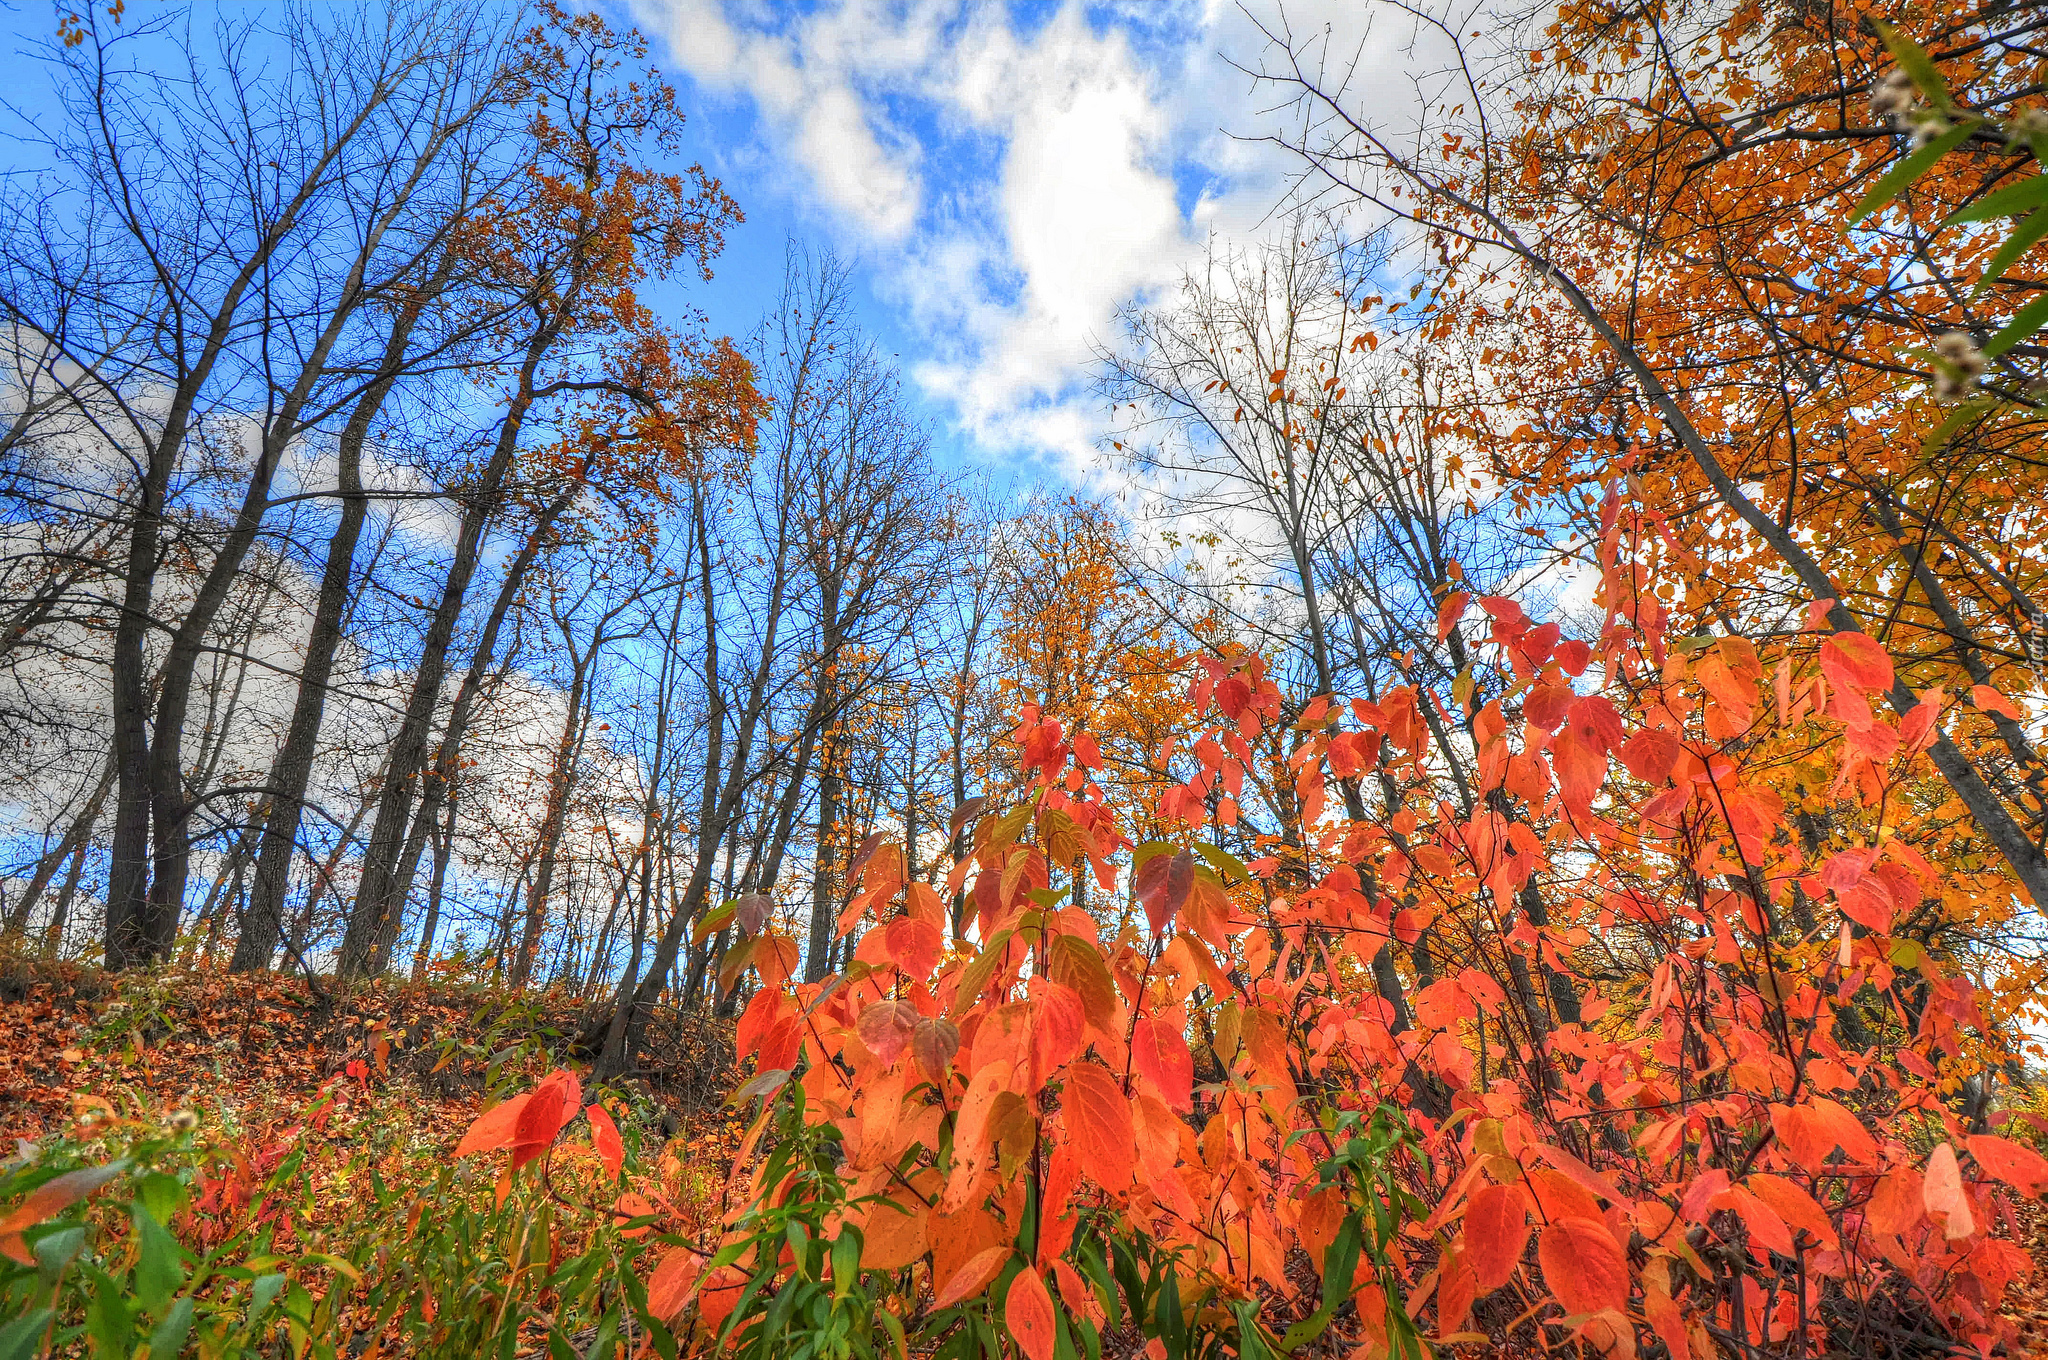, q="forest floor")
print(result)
[5,959,2048,1355]
[0,957,737,1144]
